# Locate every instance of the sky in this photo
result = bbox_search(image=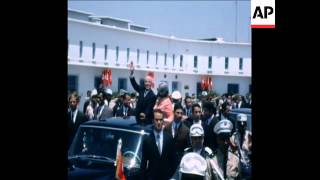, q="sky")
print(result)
[68,1,251,43]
